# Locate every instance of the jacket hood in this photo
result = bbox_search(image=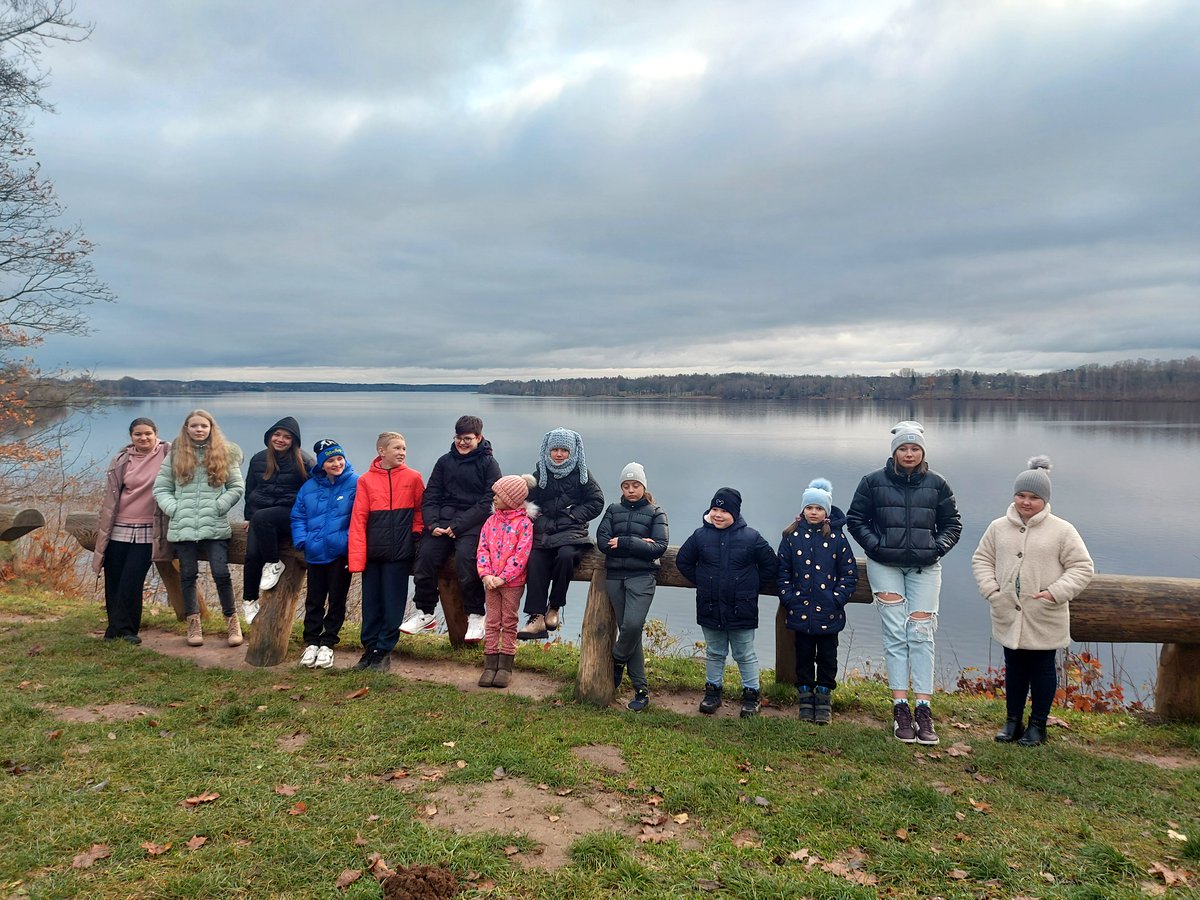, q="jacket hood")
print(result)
[369,456,408,475]
[264,416,302,447]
